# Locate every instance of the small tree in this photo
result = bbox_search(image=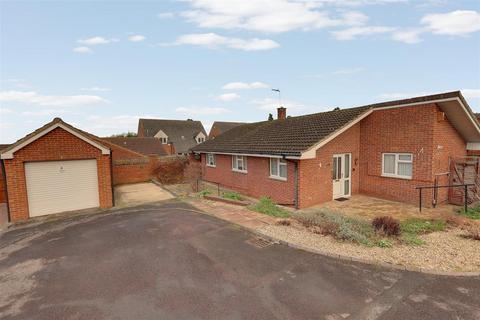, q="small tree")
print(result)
[110,132,137,137]
[268,113,274,121]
